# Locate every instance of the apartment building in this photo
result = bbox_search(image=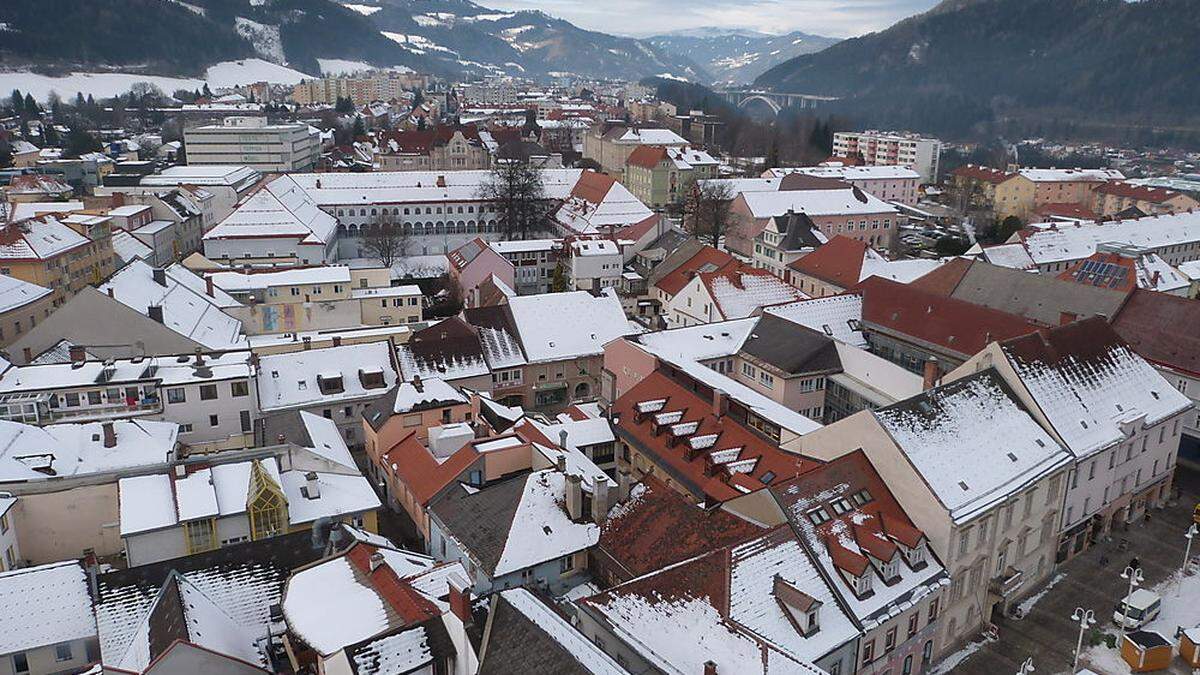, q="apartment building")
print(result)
[728,184,902,258]
[766,165,922,205]
[1090,180,1200,218]
[583,124,689,175]
[0,214,115,306]
[376,127,491,172]
[0,350,257,451]
[832,131,942,184]
[993,168,1125,221]
[623,145,719,209]
[0,275,54,349]
[184,117,319,172]
[291,71,426,106]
